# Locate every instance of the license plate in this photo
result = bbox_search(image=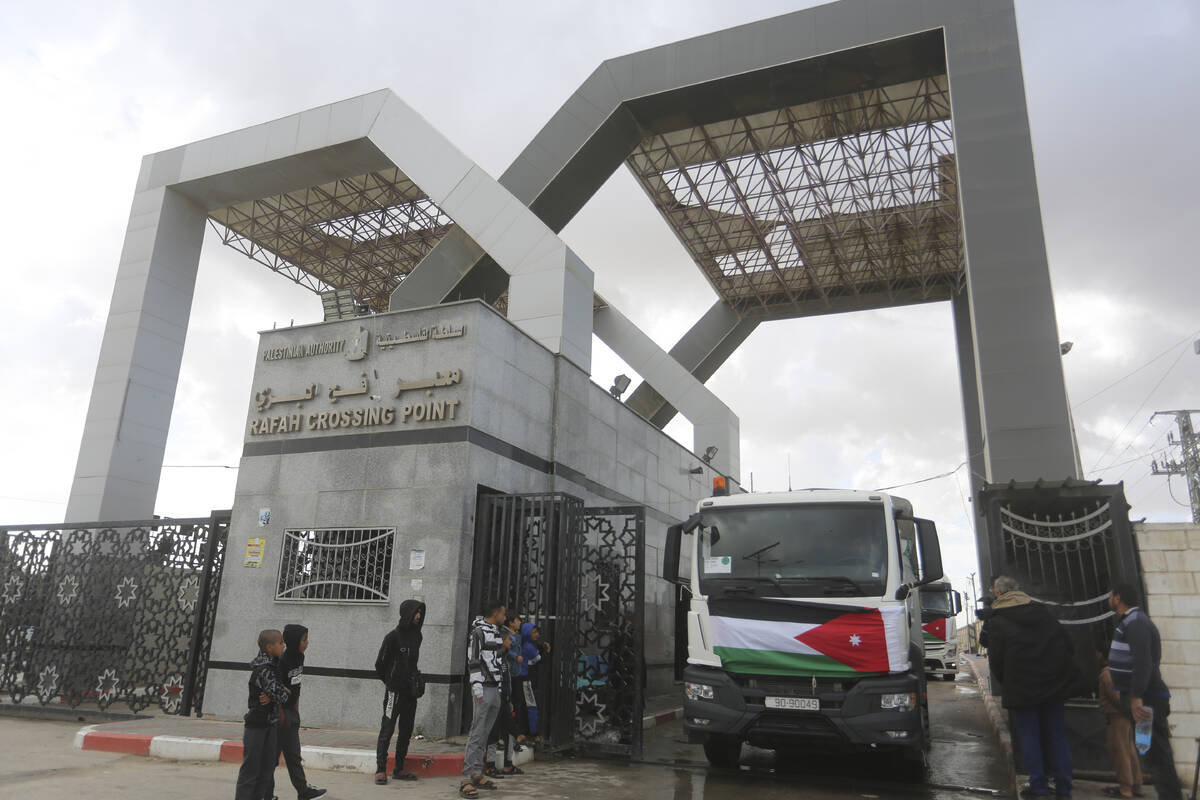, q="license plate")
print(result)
[765,696,819,711]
